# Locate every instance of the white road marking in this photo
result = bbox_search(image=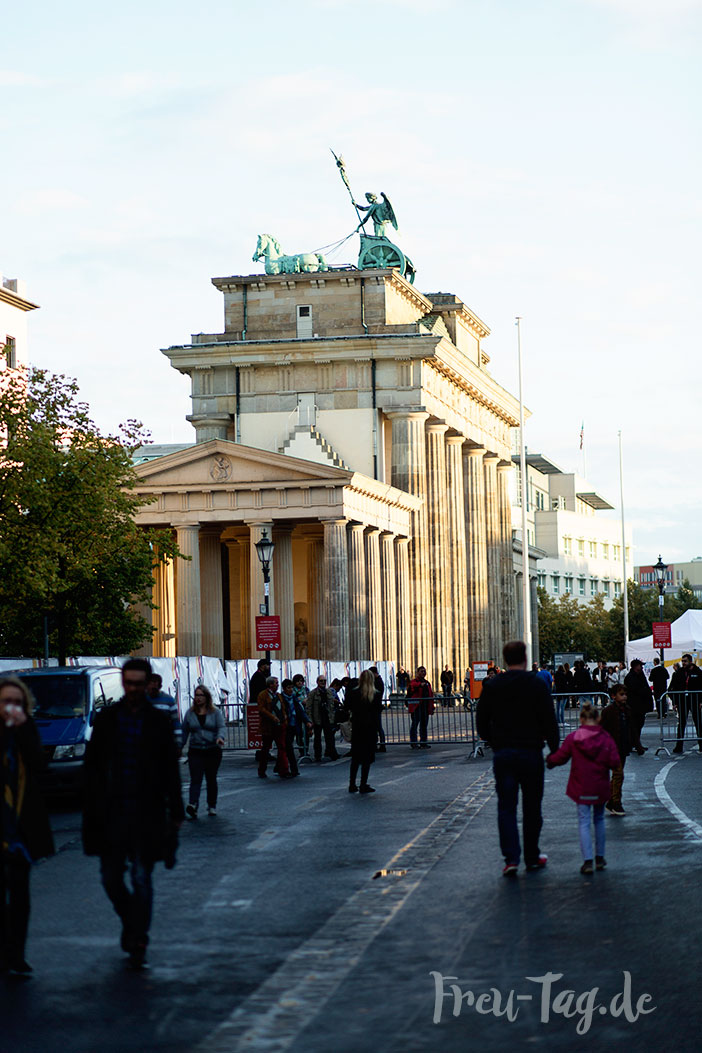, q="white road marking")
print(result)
[196,771,495,1053]
[654,761,702,842]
